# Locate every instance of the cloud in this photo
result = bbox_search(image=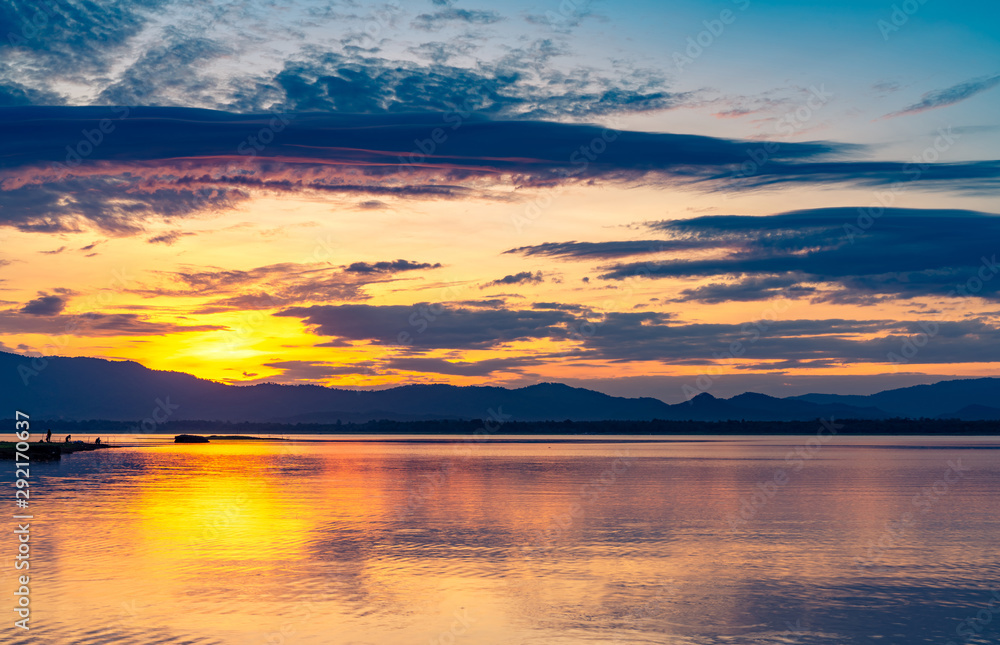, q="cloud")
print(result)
[345,259,442,274]
[386,356,537,376]
[0,340,28,354]
[407,40,480,64]
[275,303,577,349]
[0,80,62,106]
[594,207,1000,303]
[674,274,816,304]
[524,3,605,31]
[260,360,380,382]
[883,74,1000,118]
[235,47,687,119]
[412,7,504,31]
[505,240,700,259]
[95,30,231,107]
[163,264,371,313]
[20,294,66,315]
[0,0,660,121]
[133,260,449,314]
[0,310,224,336]
[273,304,994,369]
[147,230,193,245]
[572,314,1000,366]
[0,169,247,233]
[0,107,997,234]
[482,271,544,288]
[0,0,167,76]
[872,80,902,94]
[532,302,588,311]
